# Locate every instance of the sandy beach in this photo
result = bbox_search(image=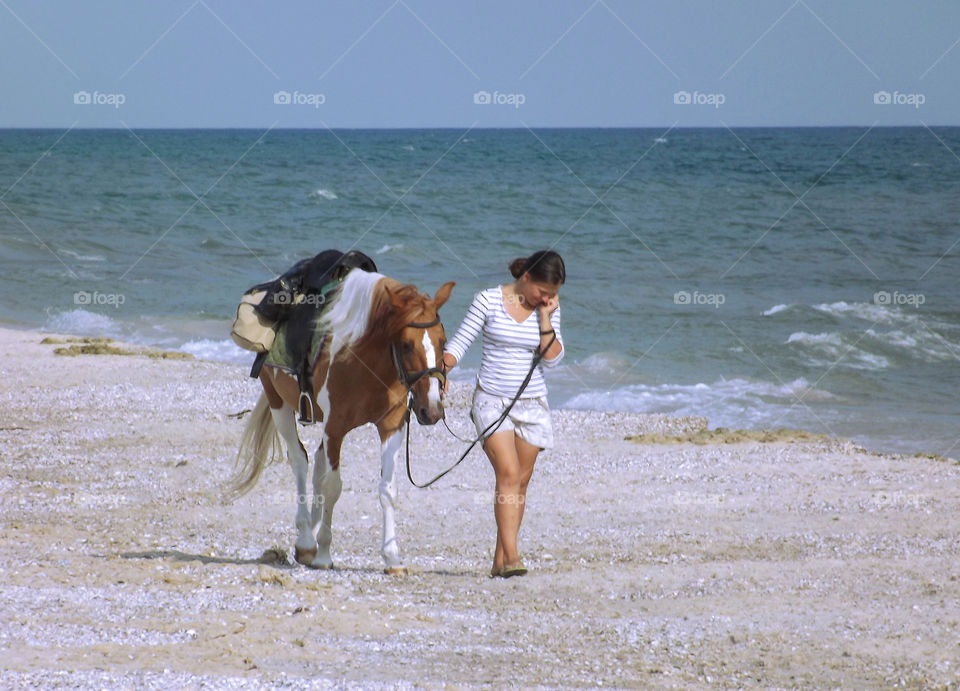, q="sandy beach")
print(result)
[0,325,957,689]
